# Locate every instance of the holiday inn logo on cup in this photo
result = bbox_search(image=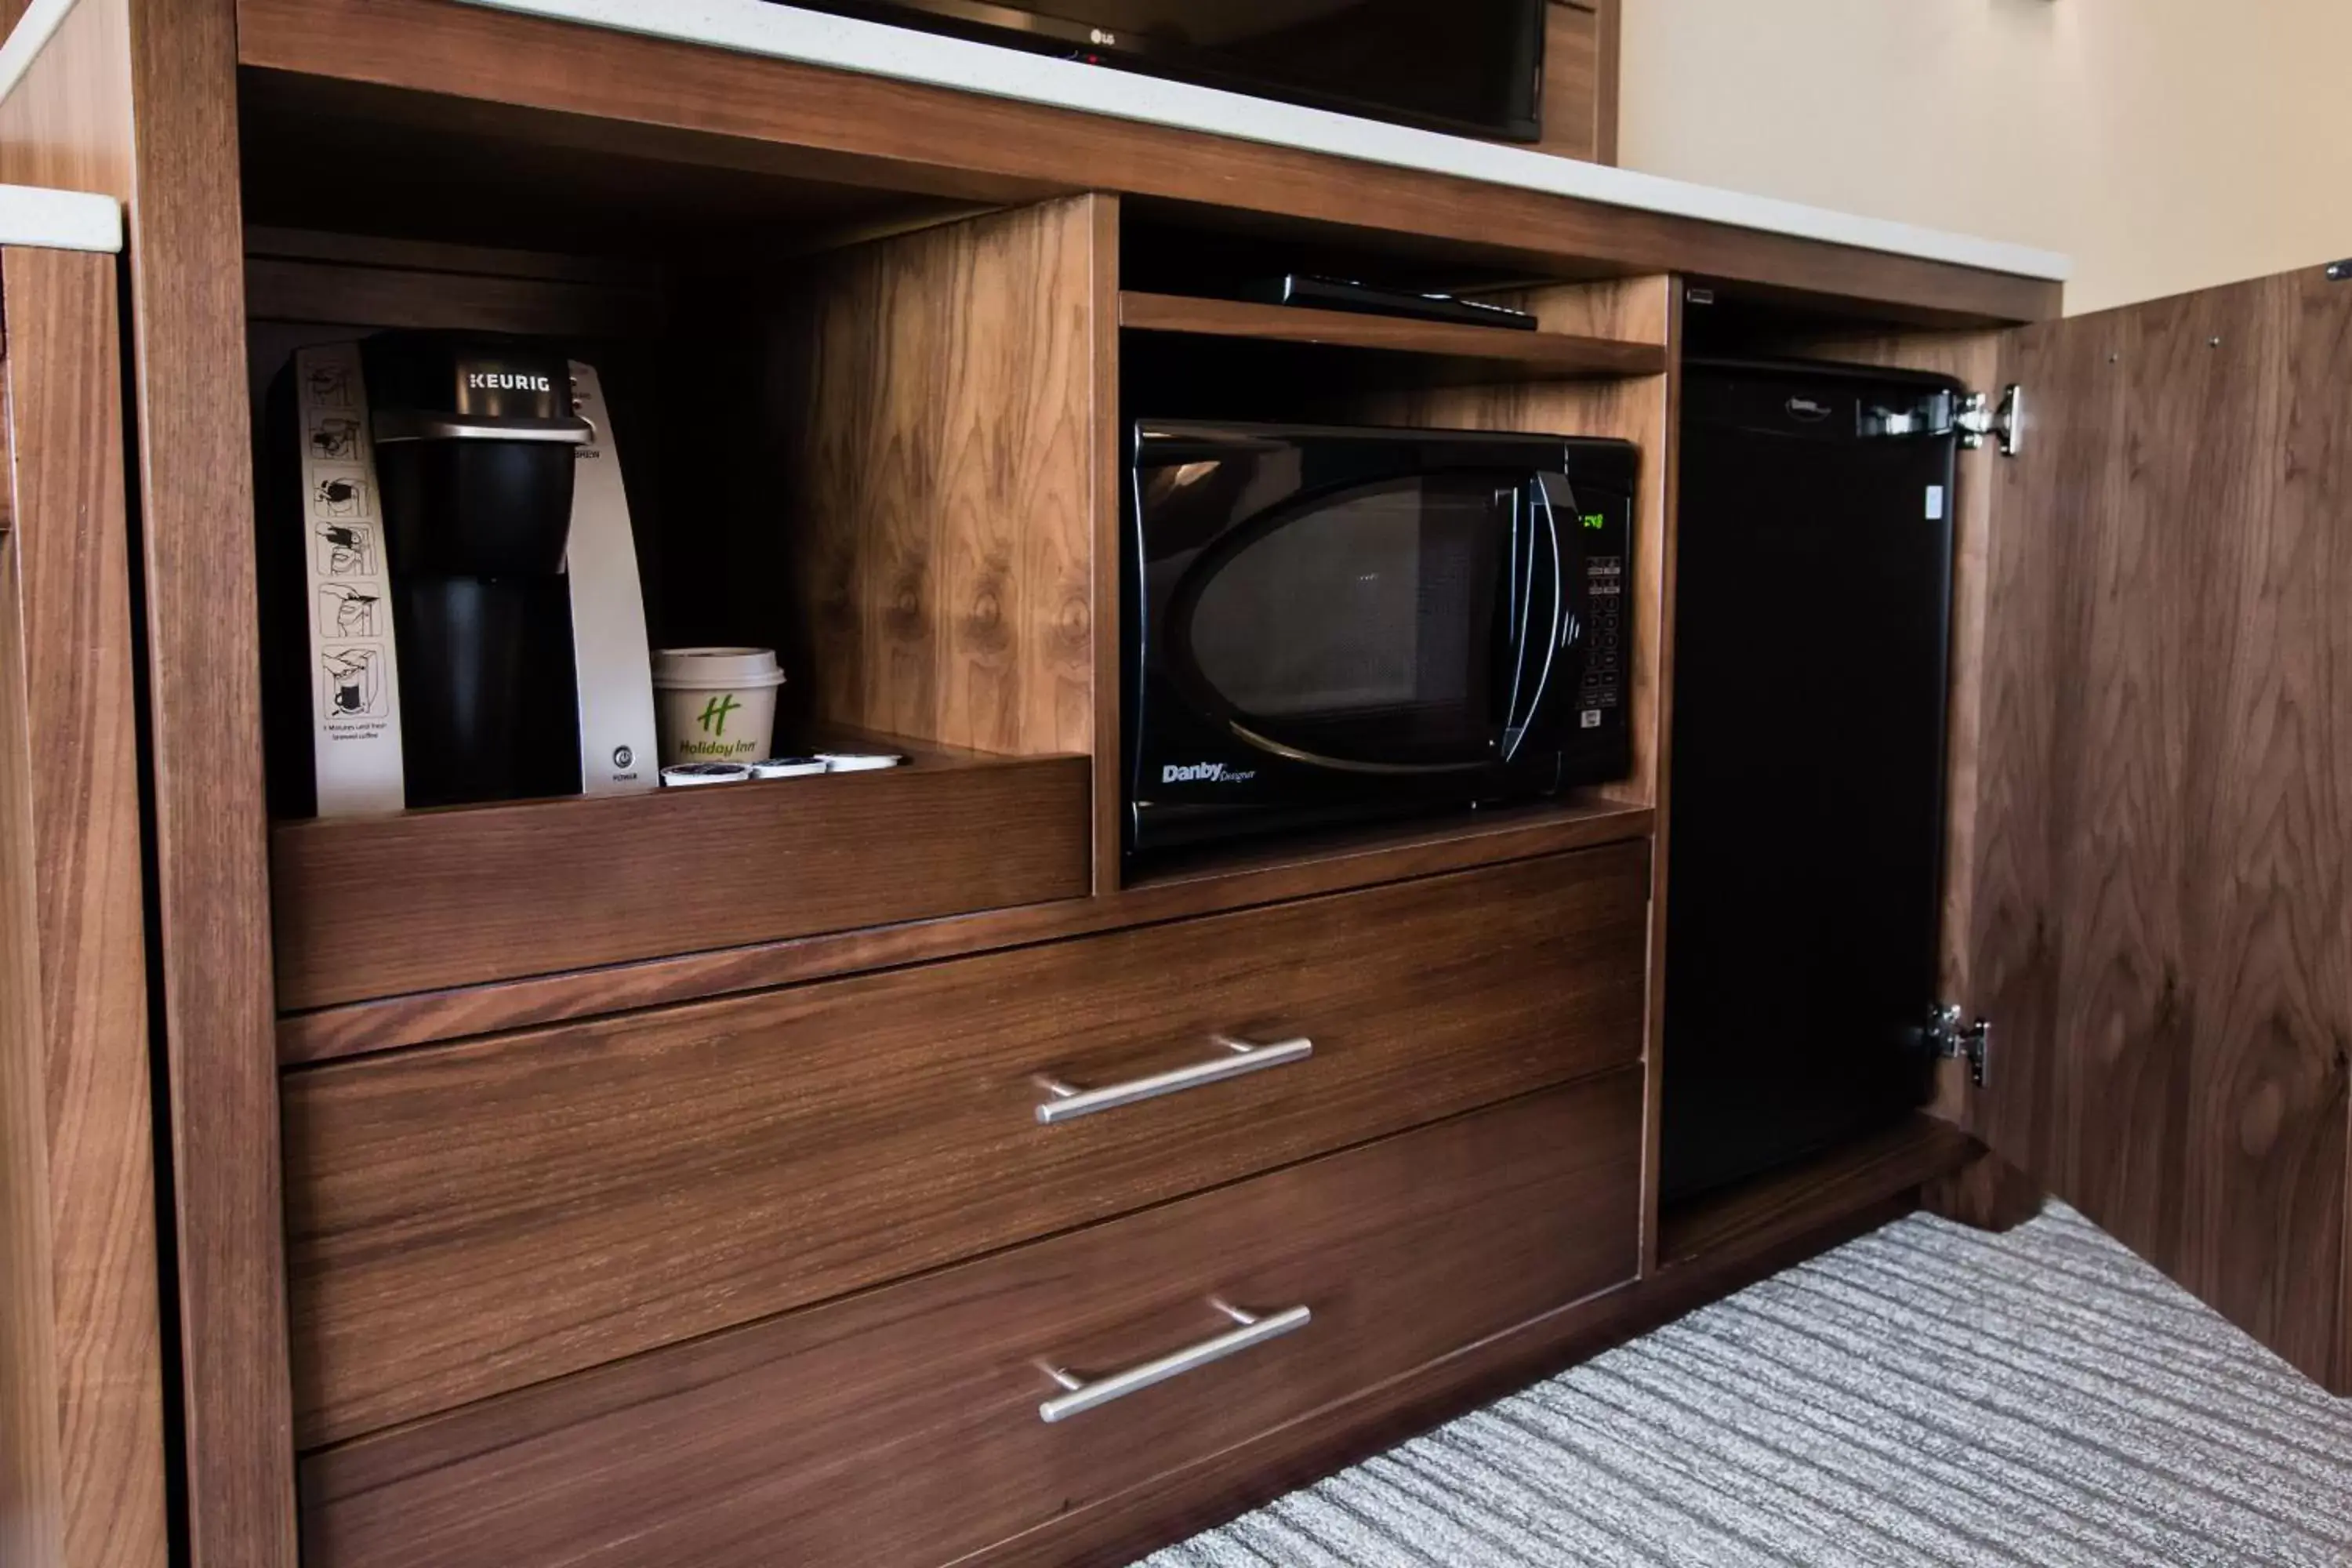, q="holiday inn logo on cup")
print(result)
[698,692,744,738]
[652,648,785,768]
